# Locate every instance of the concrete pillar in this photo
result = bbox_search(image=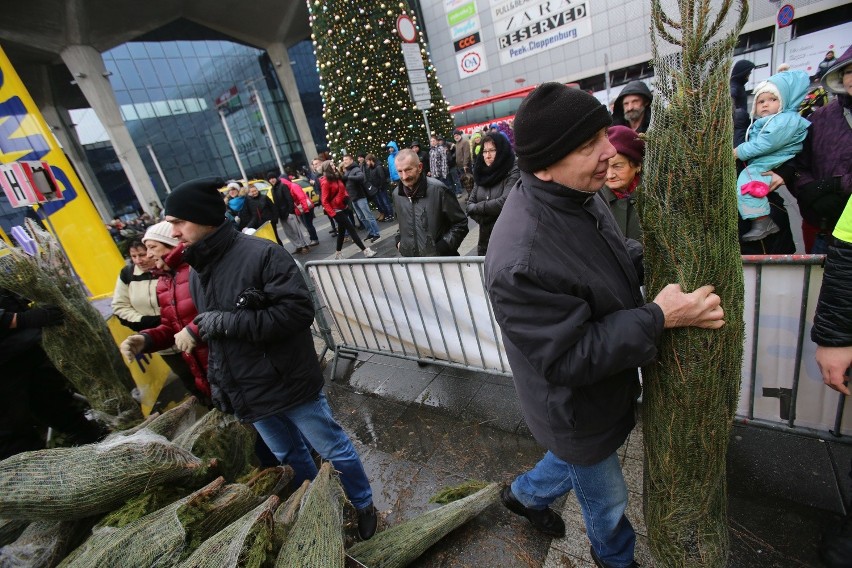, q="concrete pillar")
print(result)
[59,45,160,215]
[266,42,318,160]
[40,105,114,221]
[23,62,113,221]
